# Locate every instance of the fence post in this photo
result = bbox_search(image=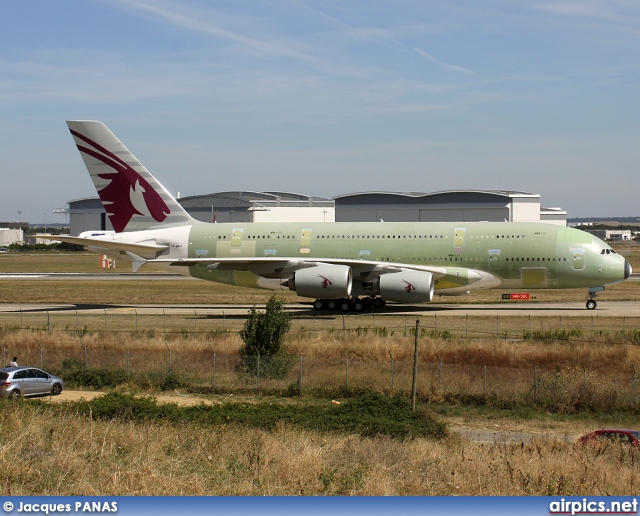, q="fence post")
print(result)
[135,309,138,333]
[436,352,443,390]
[40,345,43,369]
[533,365,537,404]
[20,307,22,330]
[75,309,78,335]
[343,350,349,389]
[2,346,5,368]
[83,346,87,368]
[47,311,50,332]
[104,309,108,333]
[389,350,395,395]
[253,346,260,391]
[296,347,303,393]
[481,354,486,396]
[411,319,419,412]
[120,338,130,376]
[466,314,468,339]
[165,342,172,375]
[634,366,638,408]
[194,310,197,335]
